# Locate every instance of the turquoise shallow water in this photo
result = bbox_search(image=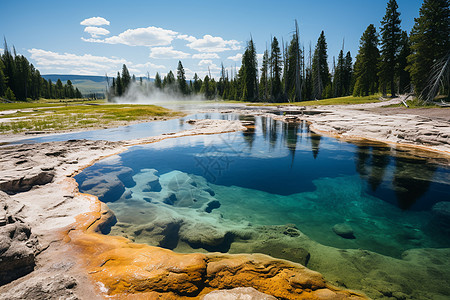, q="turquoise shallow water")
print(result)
[75,115,450,257]
[75,114,450,298]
